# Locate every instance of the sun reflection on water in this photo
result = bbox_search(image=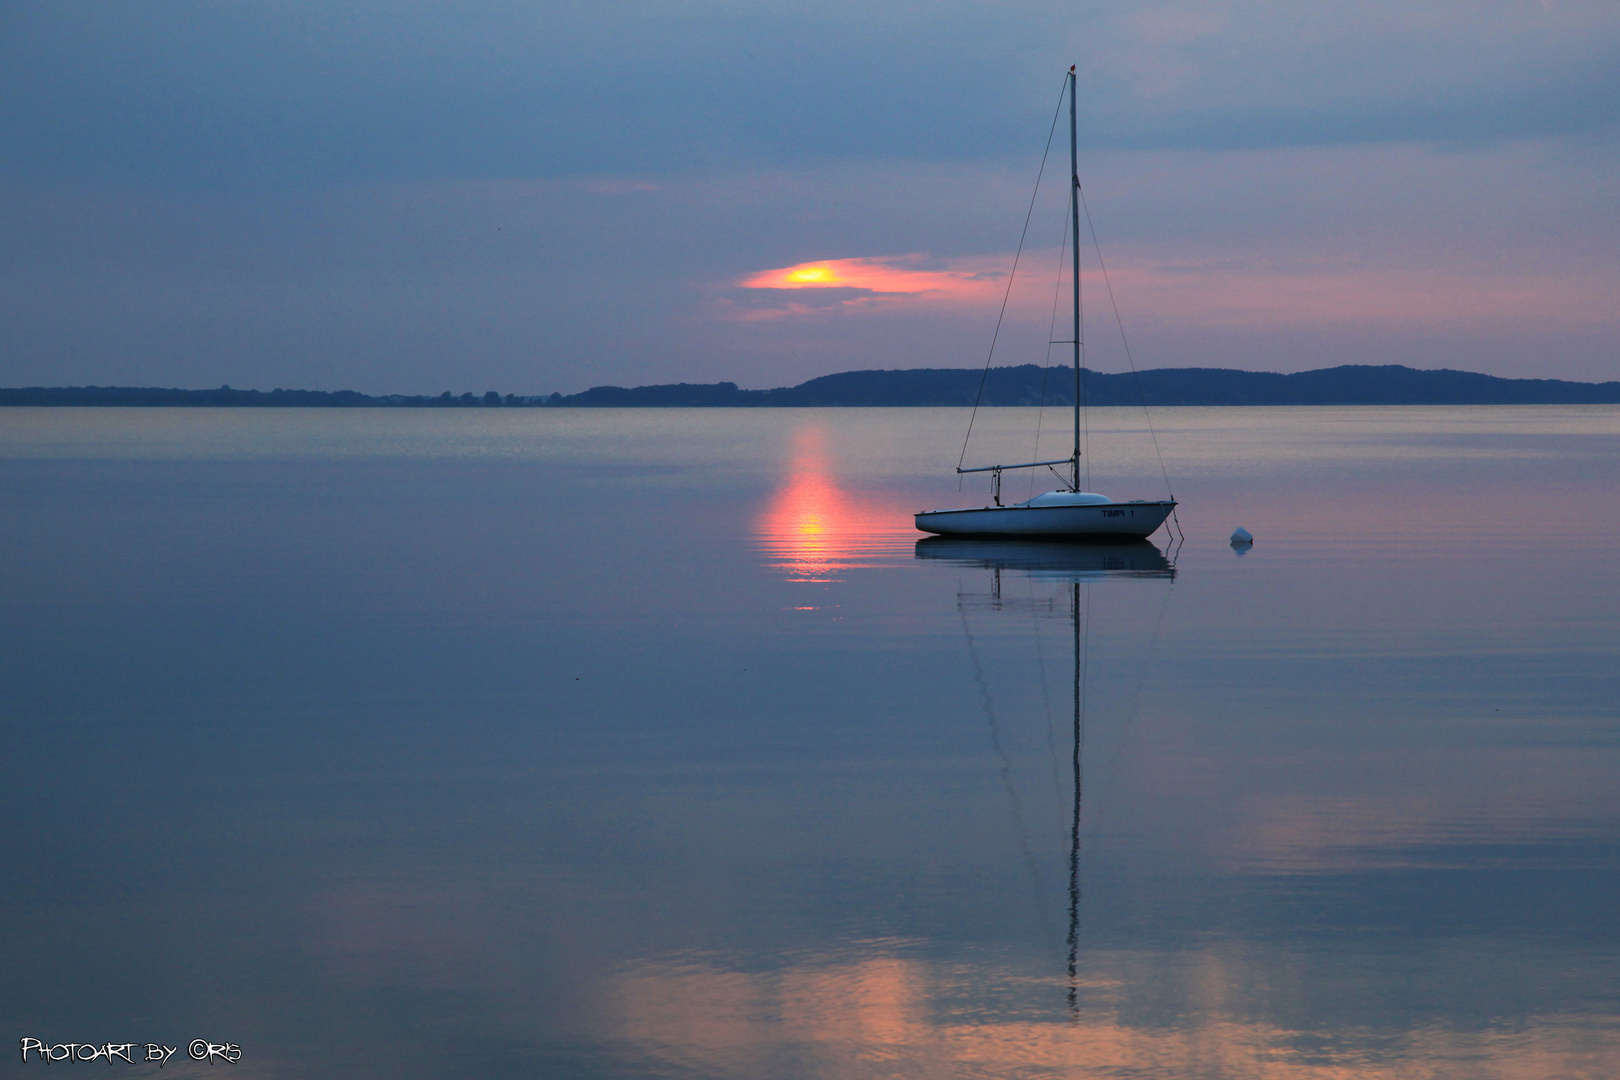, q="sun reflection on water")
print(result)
[755,425,913,583]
